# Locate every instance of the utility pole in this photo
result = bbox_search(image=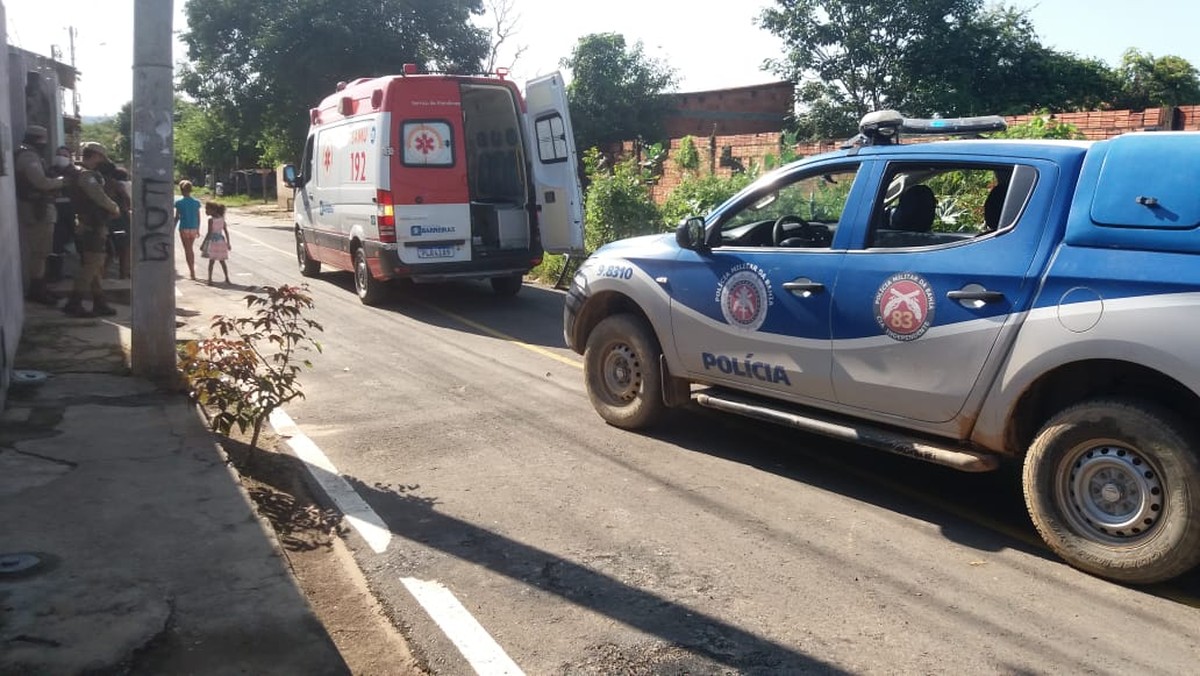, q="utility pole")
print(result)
[130,0,176,382]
